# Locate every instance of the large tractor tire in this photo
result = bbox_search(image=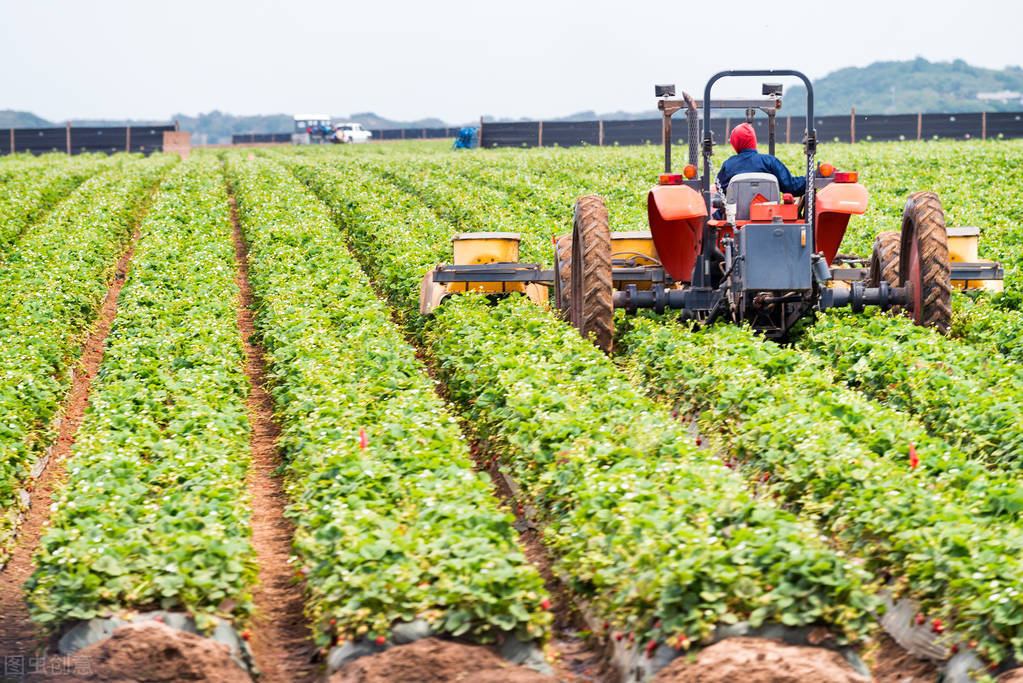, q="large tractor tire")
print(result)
[552,233,572,318]
[570,196,613,353]
[899,192,951,333]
